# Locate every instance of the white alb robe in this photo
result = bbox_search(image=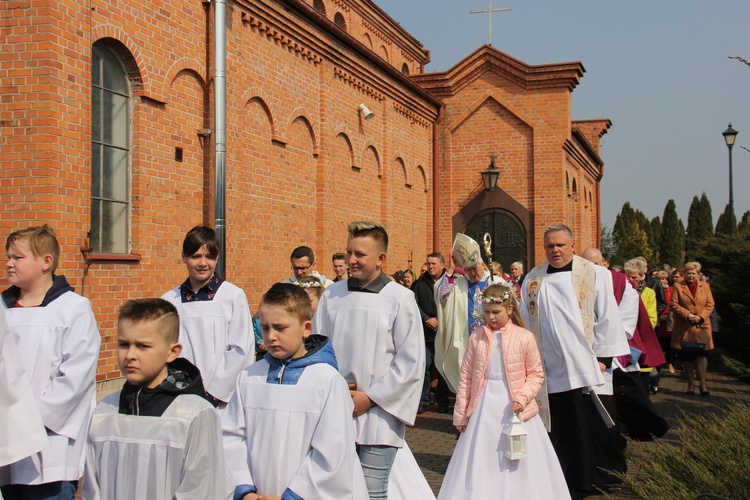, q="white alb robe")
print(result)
[0,308,48,467]
[161,281,252,403]
[222,359,369,498]
[520,266,628,395]
[83,392,231,500]
[312,280,426,446]
[0,291,100,486]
